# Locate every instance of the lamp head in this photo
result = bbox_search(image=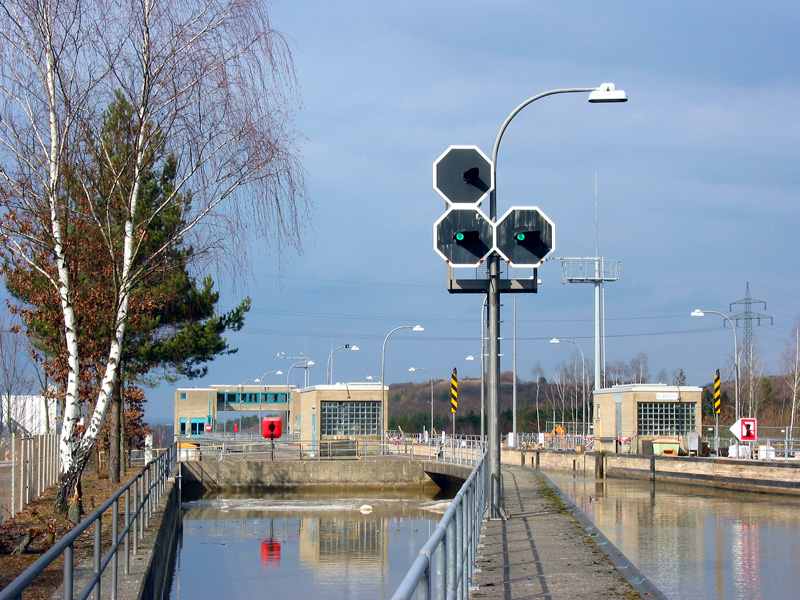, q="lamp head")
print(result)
[549,338,560,344]
[588,83,627,103]
[408,367,416,372]
[466,355,475,361]
[691,310,705,317]
[412,325,424,332]
[276,370,283,375]
[351,345,360,351]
